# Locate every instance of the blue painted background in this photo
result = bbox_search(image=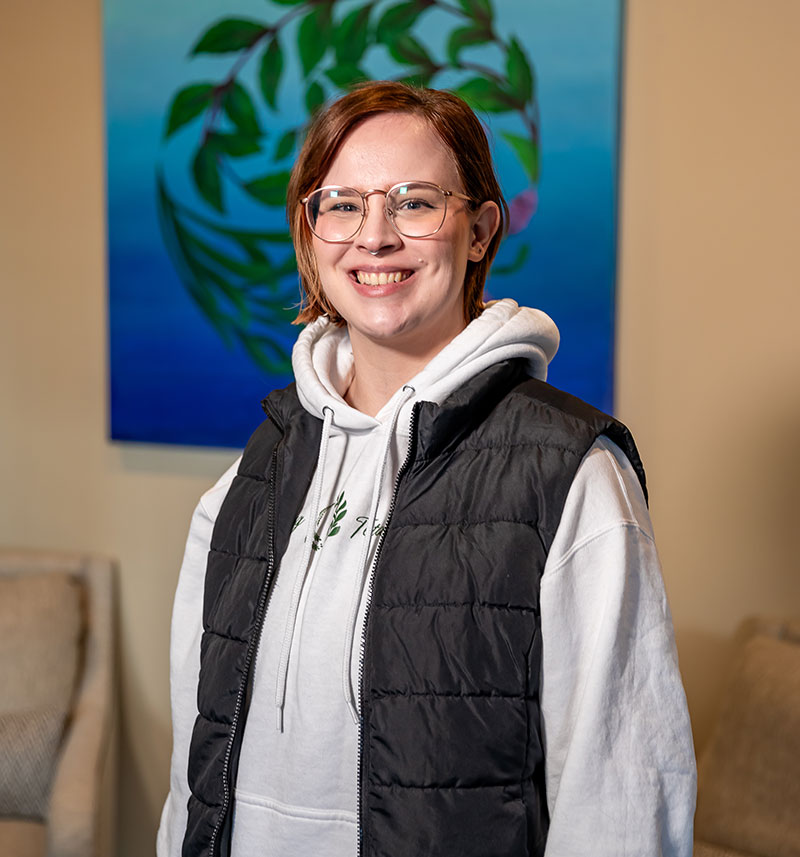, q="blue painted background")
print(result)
[105,0,621,447]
